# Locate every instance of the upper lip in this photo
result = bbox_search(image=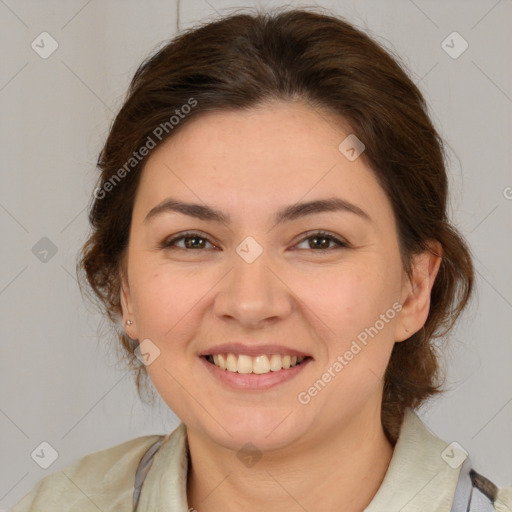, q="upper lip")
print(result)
[198,343,312,358]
